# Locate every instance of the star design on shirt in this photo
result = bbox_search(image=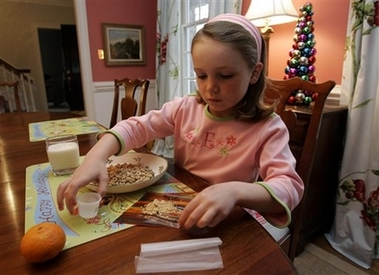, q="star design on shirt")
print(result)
[185,132,194,142]
[215,138,224,147]
[226,135,237,147]
[219,146,229,156]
